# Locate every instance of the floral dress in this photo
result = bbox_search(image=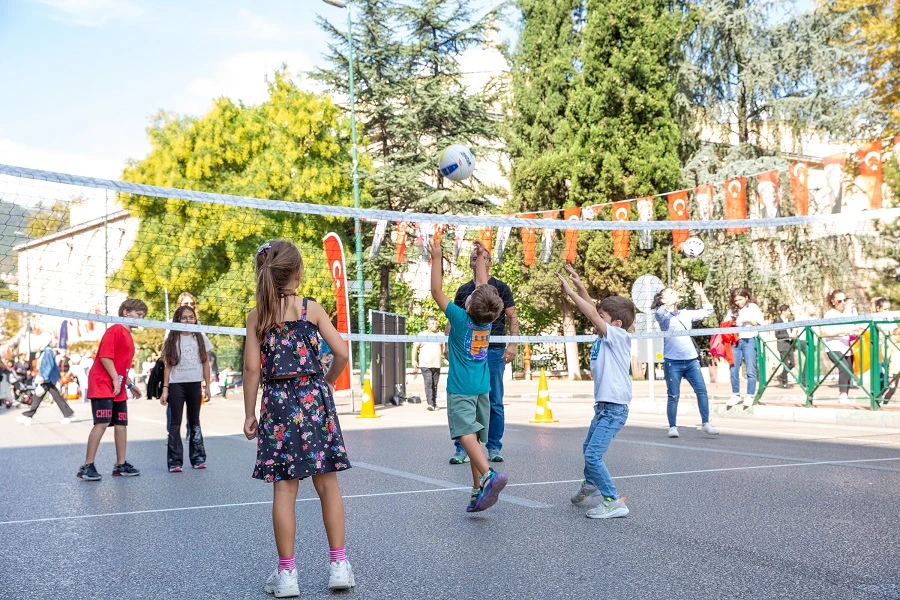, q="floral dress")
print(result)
[253,298,351,483]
